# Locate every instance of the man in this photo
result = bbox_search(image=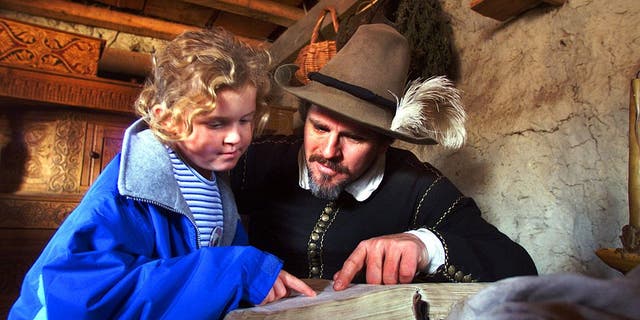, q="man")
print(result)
[231,24,537,291]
